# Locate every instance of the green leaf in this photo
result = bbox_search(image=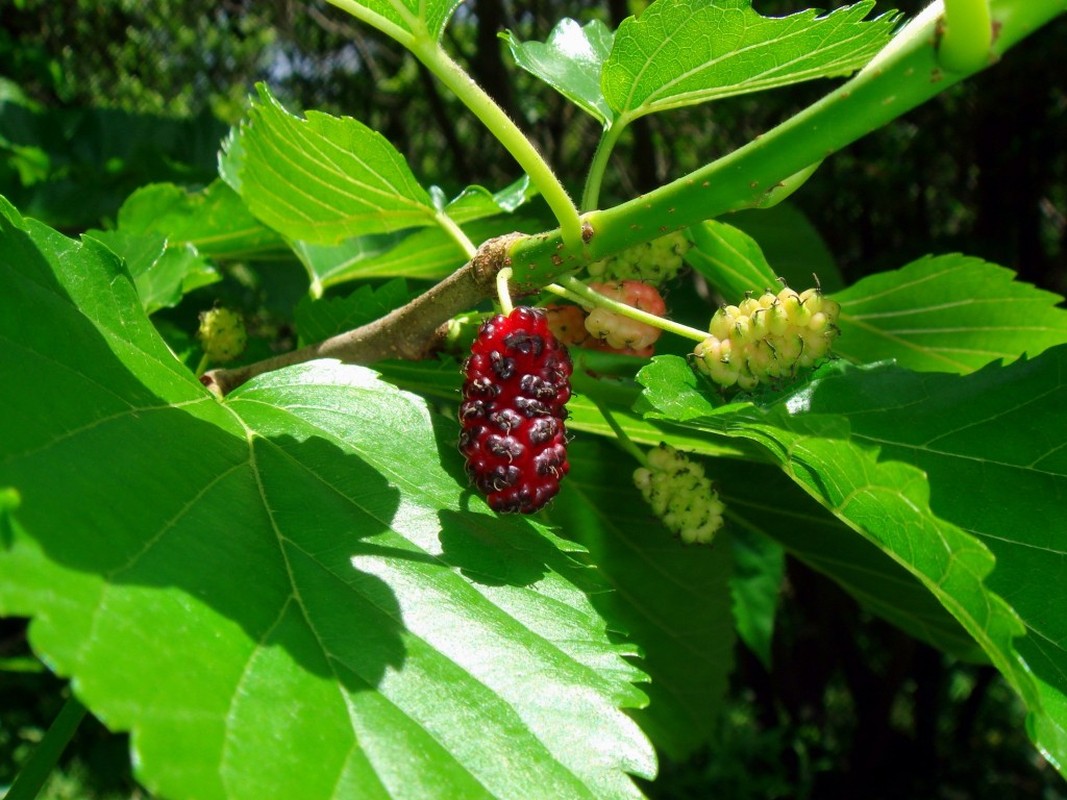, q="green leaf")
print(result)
[714,458,983,663]
[441,175,539,223]
[637,353,1067,770]
[336,0,465,43]
[603,0,899,121]
[0,198,656,799]
[727,203,843,293]
[833,254,1067,373]
[797,351,1067,762]
[549,438,736,762]
[304,210,552,290]
[726,527,783,670]
[295,279,412,344]
[115,181,288,262]
[503,19,616,125]
[686,220,781,300]
[86,228,219,315]
[220,84,437,244]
